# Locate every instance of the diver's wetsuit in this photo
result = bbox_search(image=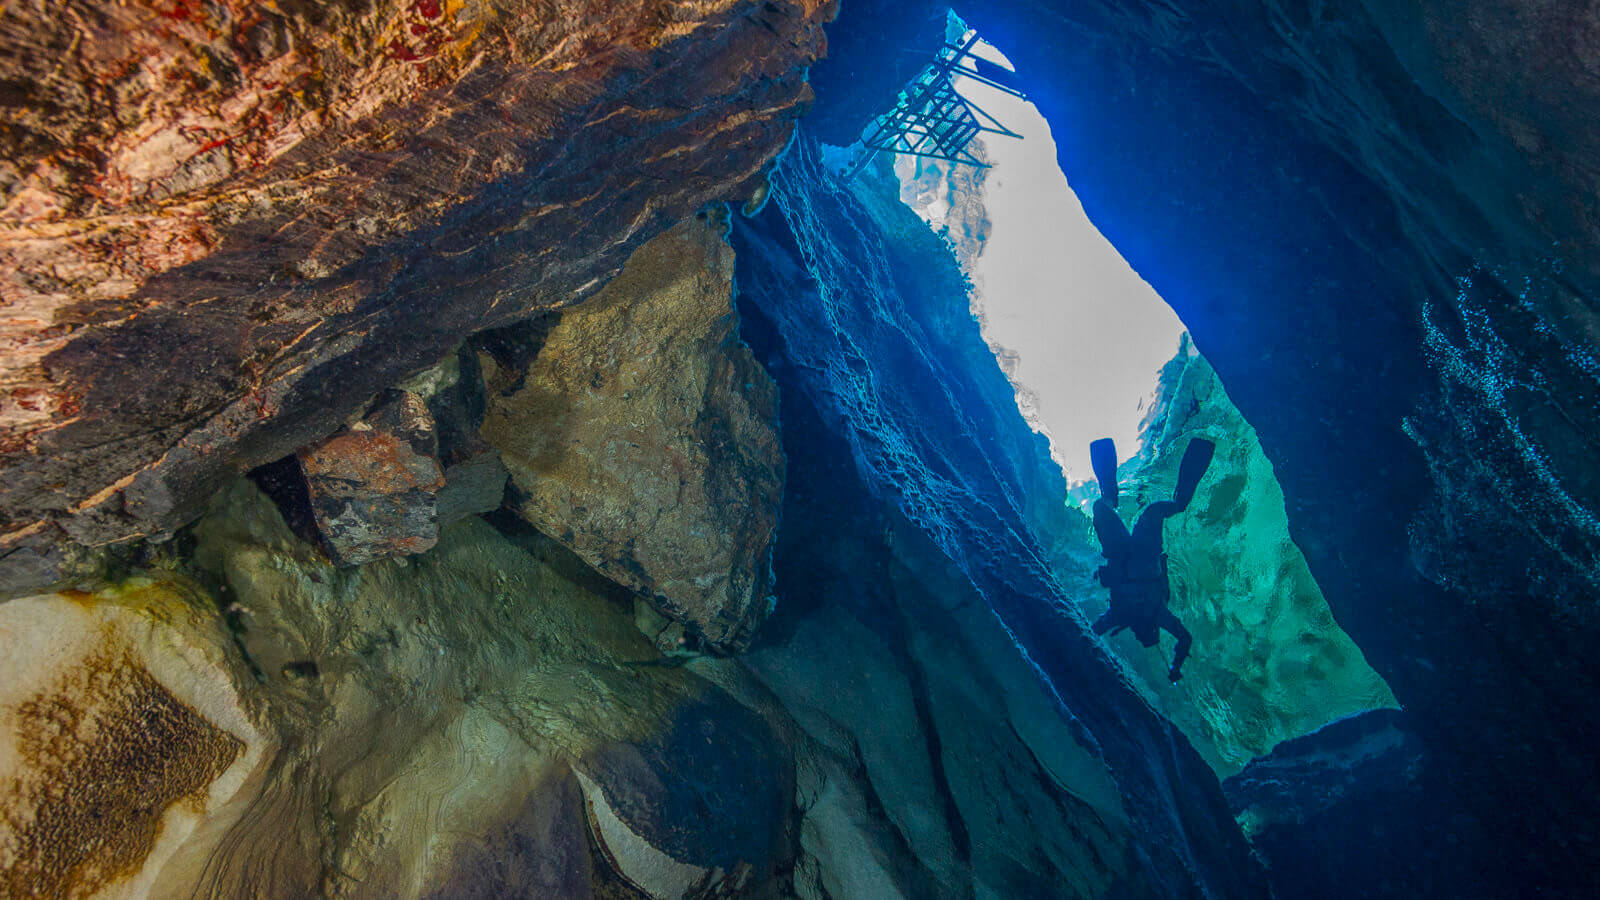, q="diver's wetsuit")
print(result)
[1089,437,1214,682]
